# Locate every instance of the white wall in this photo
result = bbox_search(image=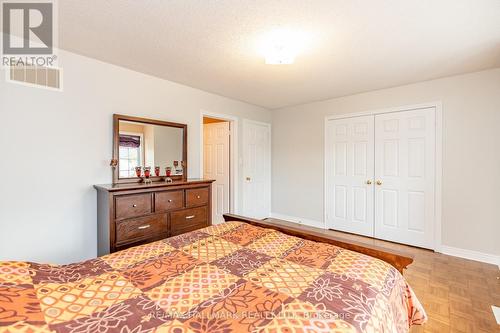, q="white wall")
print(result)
[0,50,270,264]
[153,125,183,170]
[272,68,500,257]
